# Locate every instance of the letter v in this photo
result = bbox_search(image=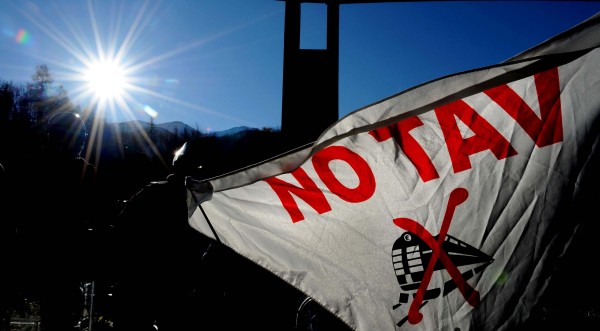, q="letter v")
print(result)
[484,67,563,147]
